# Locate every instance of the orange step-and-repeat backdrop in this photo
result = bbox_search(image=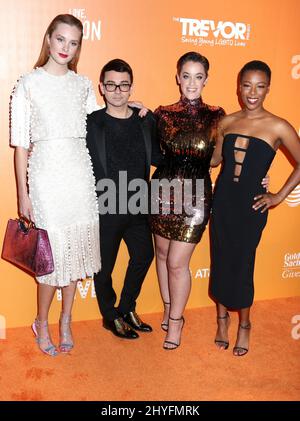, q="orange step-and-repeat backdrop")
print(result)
[0,0,299,328]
